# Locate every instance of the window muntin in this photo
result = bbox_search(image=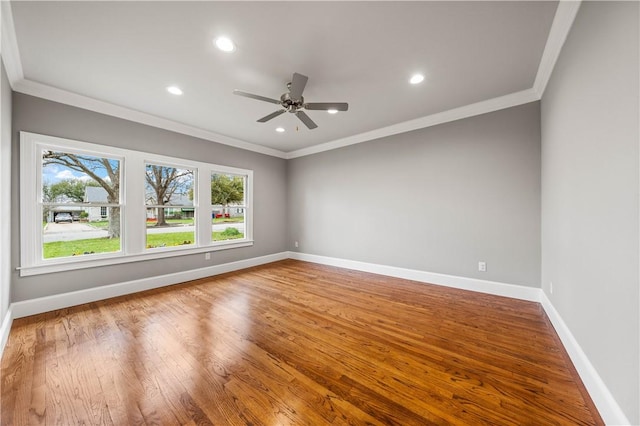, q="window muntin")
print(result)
[41,149,122,259]
[20,132,254,276]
